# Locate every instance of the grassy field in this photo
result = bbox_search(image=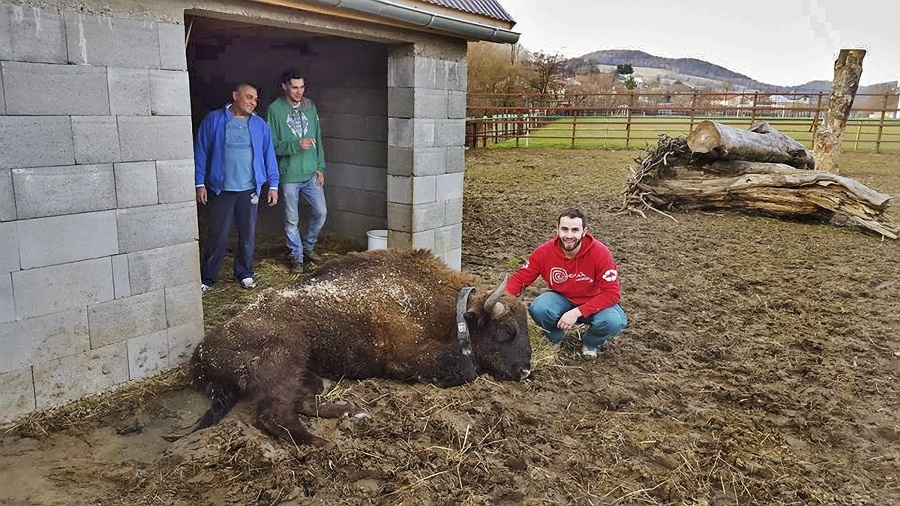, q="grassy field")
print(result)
[477,115,900,151]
